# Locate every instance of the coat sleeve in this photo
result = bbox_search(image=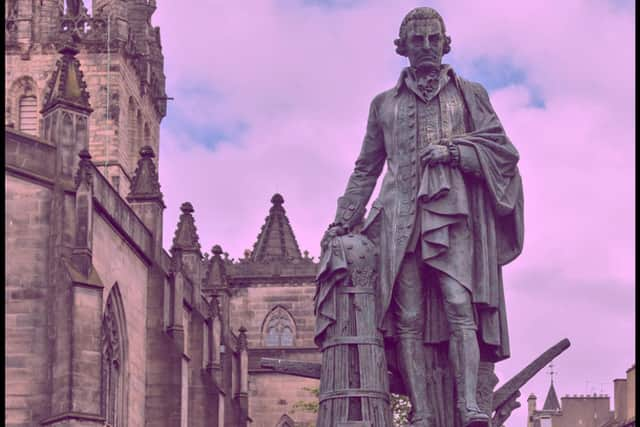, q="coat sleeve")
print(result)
[455,78,524,264]
[333,95,387,229]
[453,80,521,216]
